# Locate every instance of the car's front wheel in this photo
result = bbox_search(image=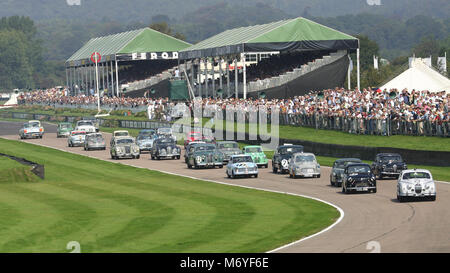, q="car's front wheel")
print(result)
[273,166,278,173]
